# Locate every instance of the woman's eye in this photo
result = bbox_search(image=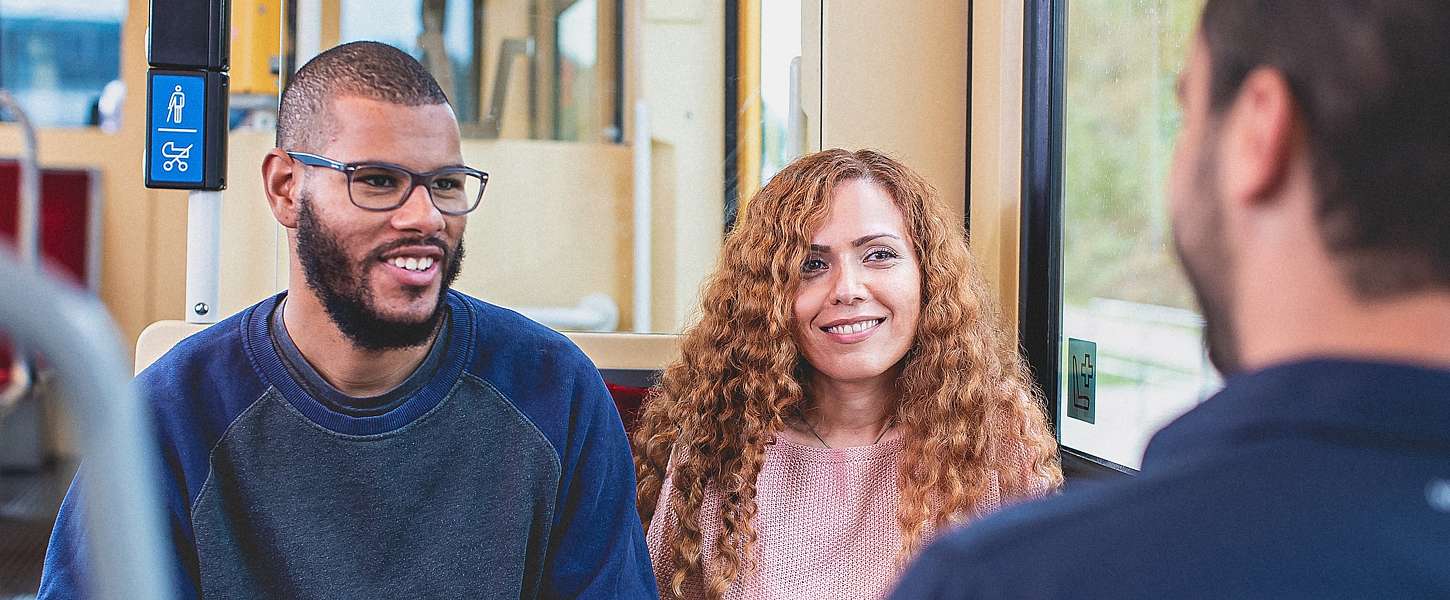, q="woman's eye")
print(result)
[866,249,900,262]
[802,258,828,273]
